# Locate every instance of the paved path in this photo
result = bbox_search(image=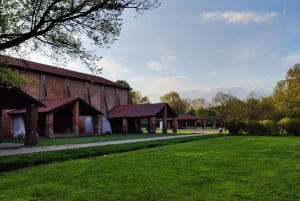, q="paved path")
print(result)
[0,134,212,156]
